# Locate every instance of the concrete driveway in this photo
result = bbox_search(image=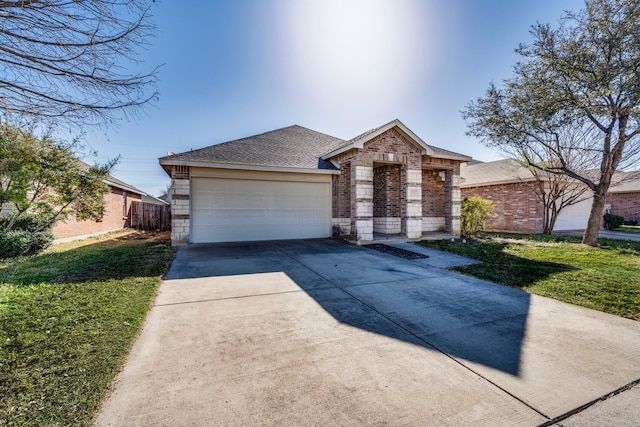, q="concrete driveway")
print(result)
[93,239,640,426]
